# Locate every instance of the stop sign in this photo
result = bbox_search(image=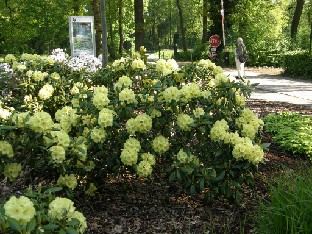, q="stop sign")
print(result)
[209,35,221,47]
